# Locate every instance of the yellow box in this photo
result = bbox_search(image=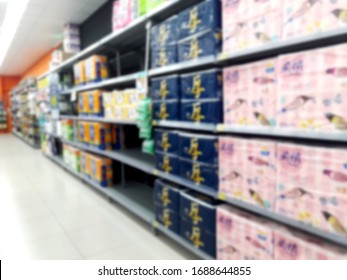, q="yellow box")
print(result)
[103,92,113,108]
[73,61,86,85]
[89,154,113,187]
[85,55,109,83]
[87,90,103,116]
